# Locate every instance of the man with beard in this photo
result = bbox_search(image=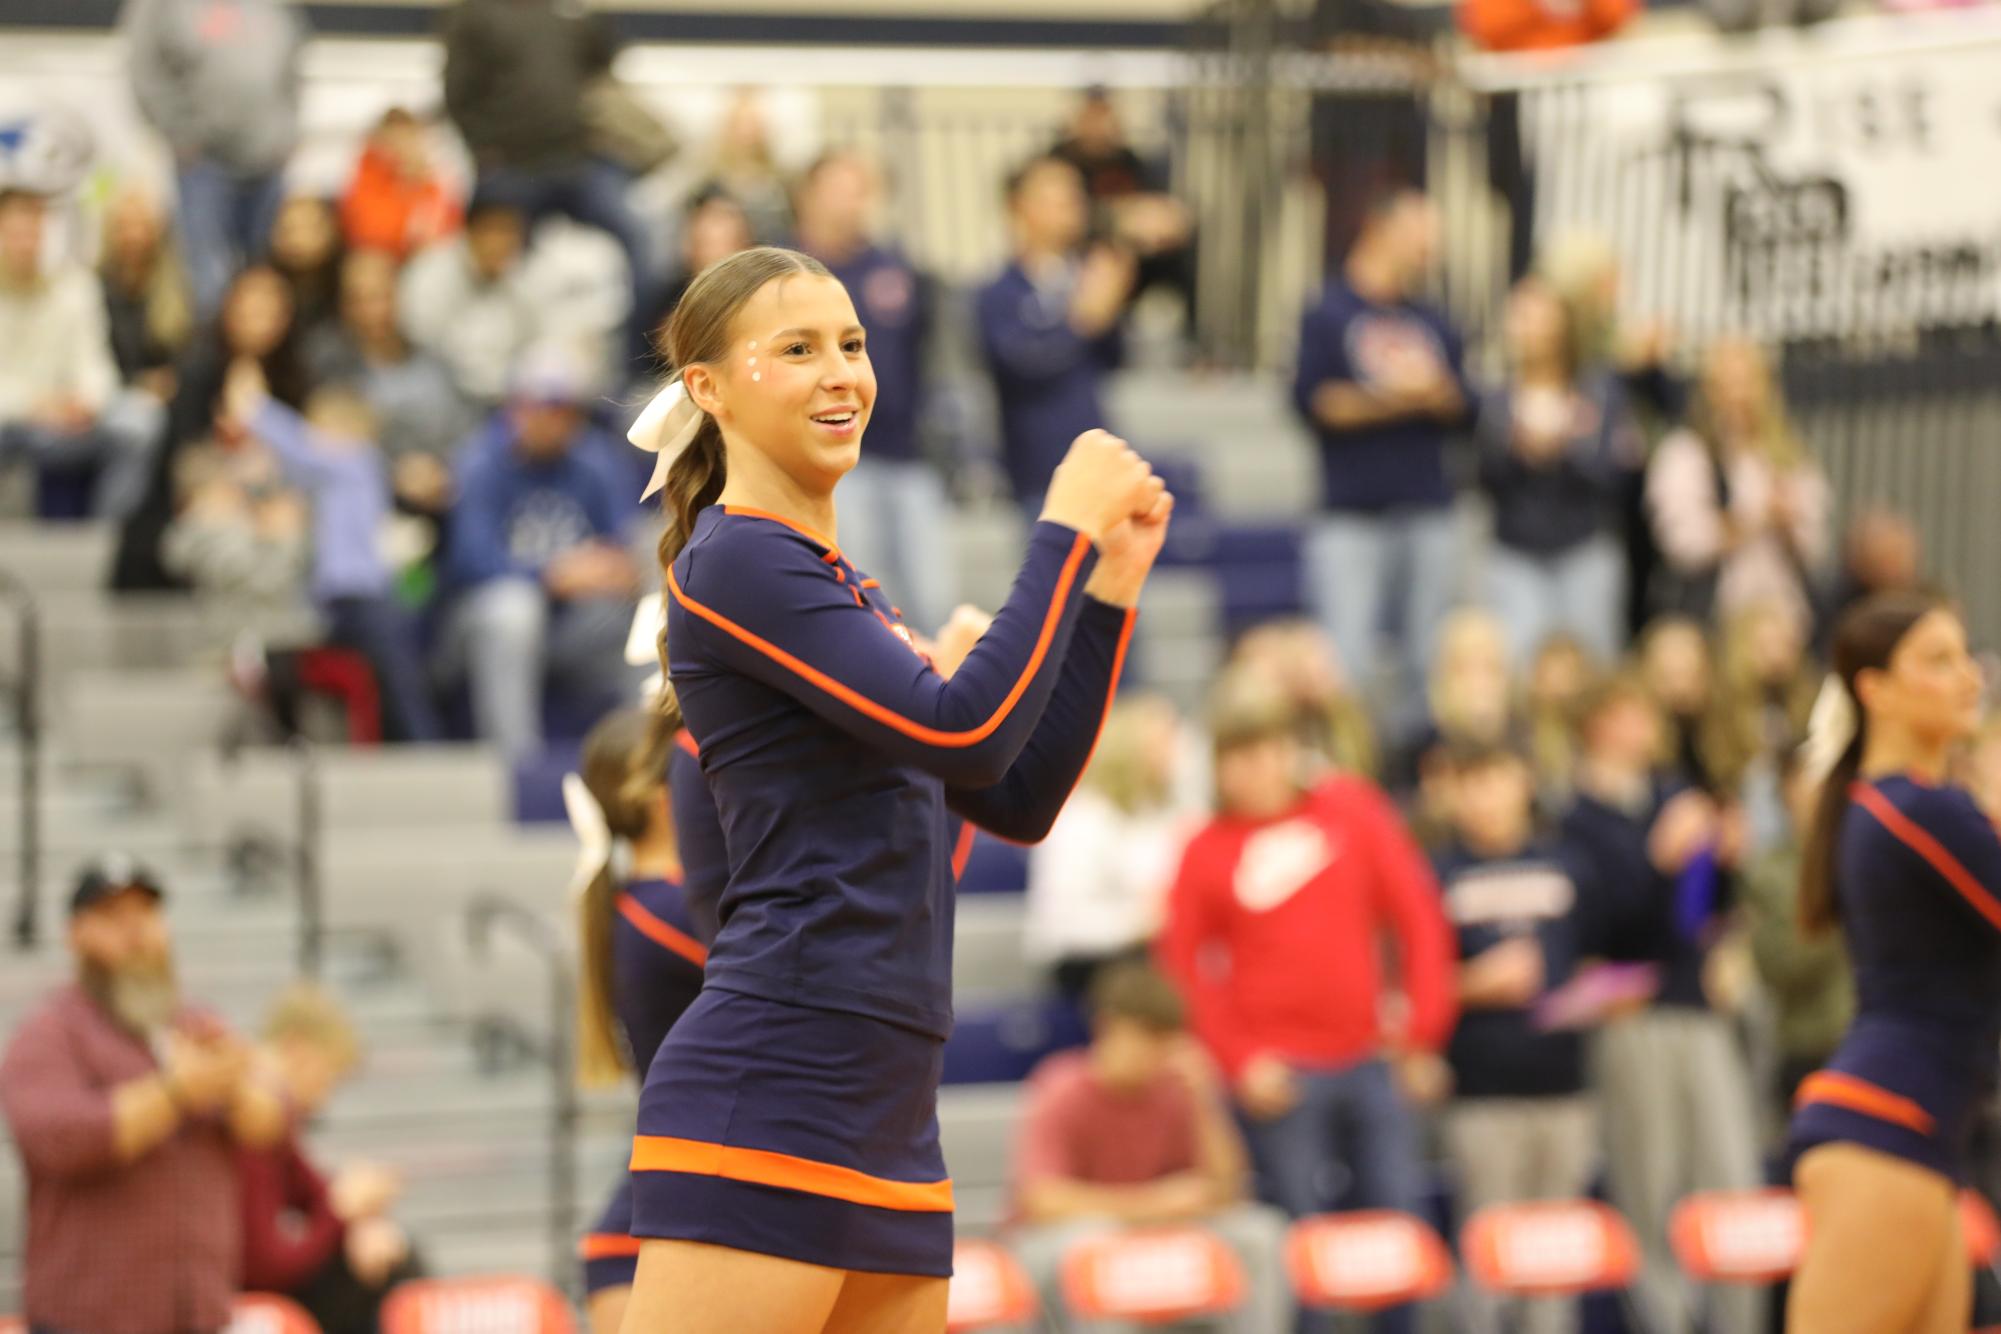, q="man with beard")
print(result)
[0,860,288,1334]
